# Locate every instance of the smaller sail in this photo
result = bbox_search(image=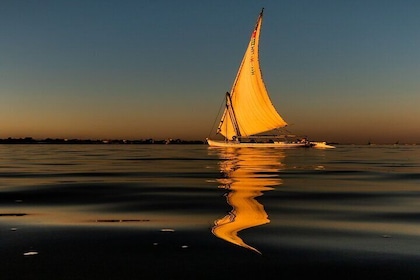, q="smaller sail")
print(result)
[218,9,287,140]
